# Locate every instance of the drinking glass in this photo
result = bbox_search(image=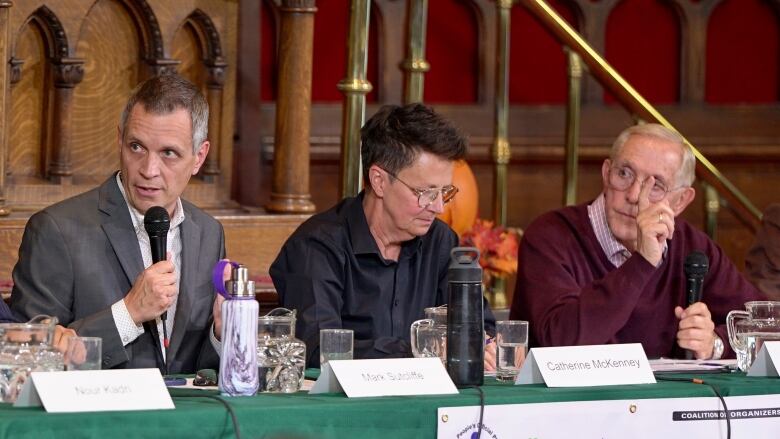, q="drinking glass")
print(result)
[65,336,102,371]
[319,329,353,366]
[495,320,528,382]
